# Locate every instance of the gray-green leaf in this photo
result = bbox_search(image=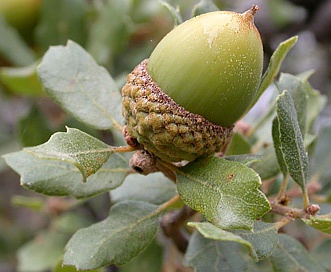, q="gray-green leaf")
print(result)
[176,157,270,230]
[17,231,68,272]
[25,127,113,180]
[3,150,130,198]
[184,231,248,272]
[310,124,331,184]
[190,221,278,262]
[63,201,160,269]
[233,221,278,261]
[270,234,326,272]
[37,40,124,133]
[111,172,176,205]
